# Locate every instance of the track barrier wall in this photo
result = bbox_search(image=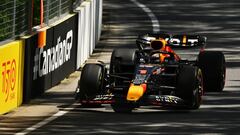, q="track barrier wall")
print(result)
[75,0,102,69]
[0,0,102,113]
[23,27,54,101]
[23,0,102,102]
[23,14,78,102]
[0,41,24,114]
